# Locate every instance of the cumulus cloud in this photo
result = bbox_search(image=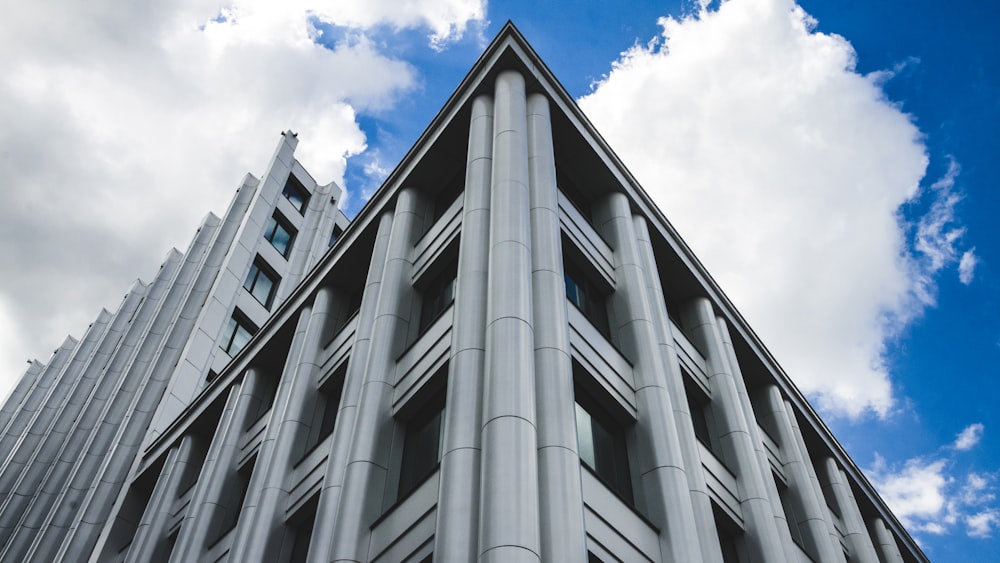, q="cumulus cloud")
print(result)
[868,426,998,539]
[959,249,978,285]
[578,0,974,417]
[0,0,484,396]
[954,423,985,451]
[869,456,950,532]
[967,510,1000,538]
